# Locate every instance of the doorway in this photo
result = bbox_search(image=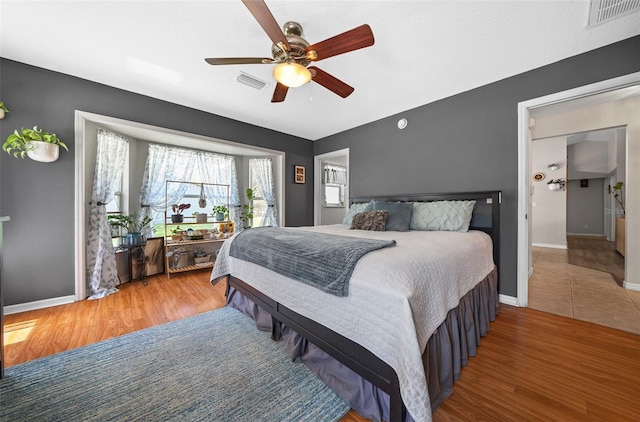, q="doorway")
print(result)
[517,72,640,307]
[314,148,349,226]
